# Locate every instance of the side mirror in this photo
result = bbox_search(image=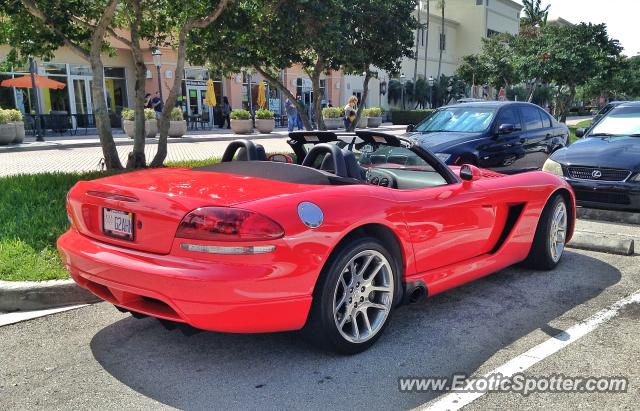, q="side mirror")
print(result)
[406,124,415,132]
[575,128,586,138]
[268,153,293,163]
[460,164,482,182]
[497,123,520,134]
